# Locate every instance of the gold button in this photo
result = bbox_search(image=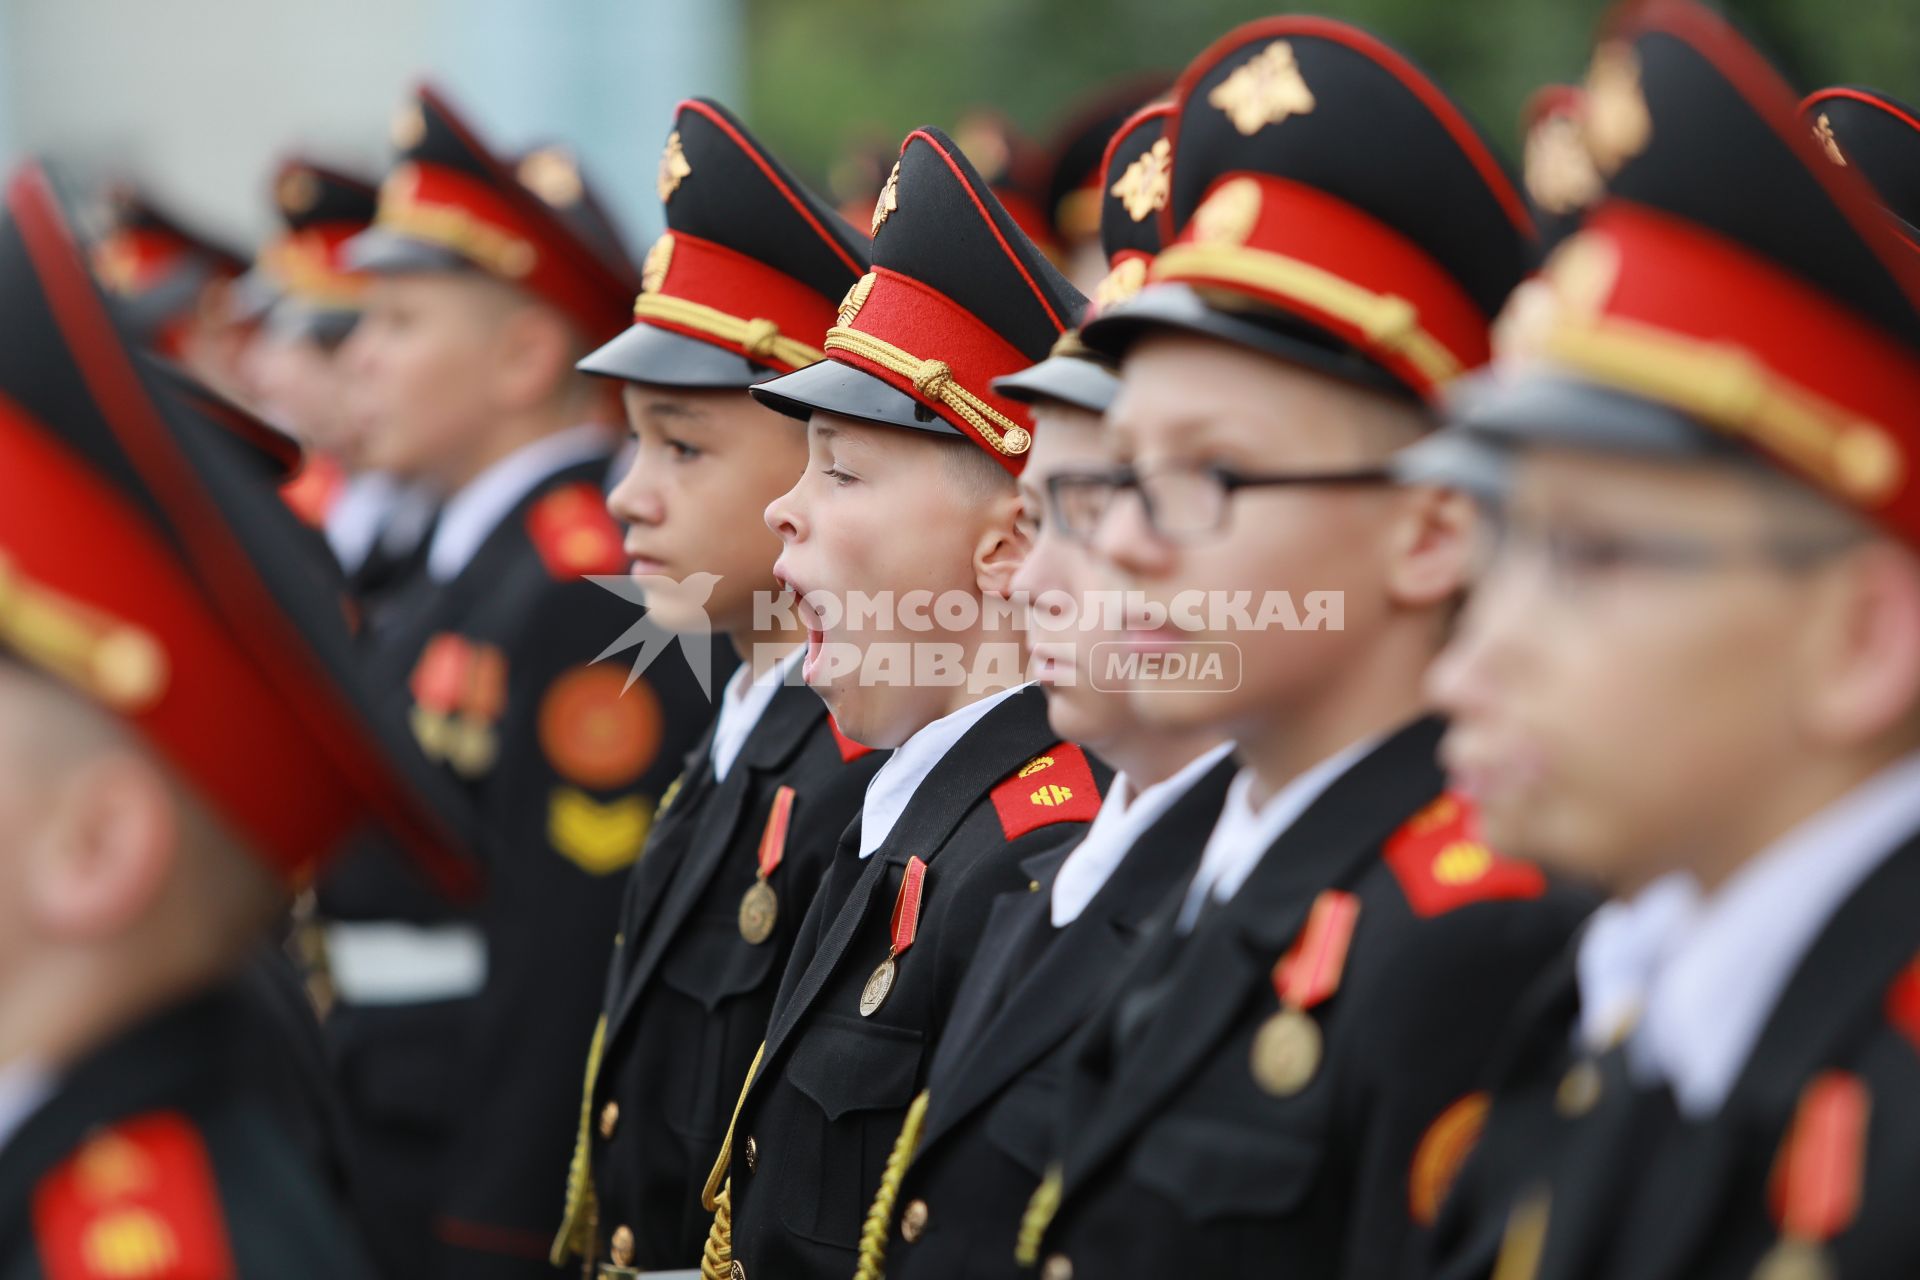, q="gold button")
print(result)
[1557,1060,1602,1117]
[1041,1254,1074,1280]
[901,1198,929,1242]
[609,1224,634,1266]
[745,1135,758,1171]
[730,1262,746,1280]
[598,1100,620,1139]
